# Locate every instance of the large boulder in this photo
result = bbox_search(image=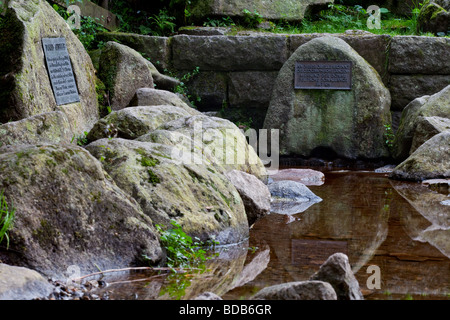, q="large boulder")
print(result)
[98,42,154,111]
[225,170,271,226]
[390,131,450,181]
[158,115,267,180]
[0,111,72,147]
[85,138,249,245]
[86,105,192,141]
[393,85,450,161]
[417,0,450,35]
[0,264,54,300]
[0,0,99,135]
[0,144,162,279]
[310,253,364,300]
[268,180,322,215]
[189,0,333,22]
[128,88,201,116]
[263,36,392,160]
[251,281,337,300]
